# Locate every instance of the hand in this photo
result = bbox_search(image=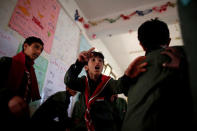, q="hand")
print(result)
[8,96,29,117]
[110,94,118,102]
[78,47,95,63]
[161,47,181,69]
[125,56,147,79]
[65,128,70,131]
